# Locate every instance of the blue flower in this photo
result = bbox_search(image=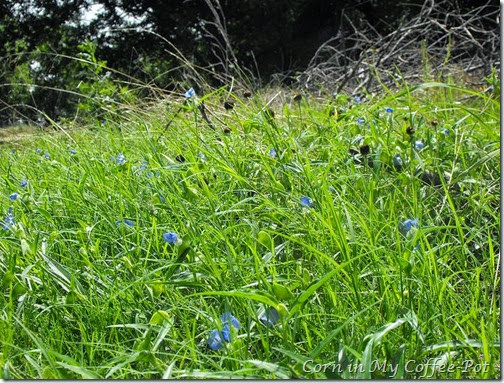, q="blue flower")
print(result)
[134,161,148,172]
[116,219,135,227]
[10,149,16,154]
[116,153,125,165]
[400,218,419,235]
[414,140,424,150]
[221,312,241,330]
[207,312,241,350]
[163,232,179,244]
[159,195,166,203]
[220,312,241,342]
[393,154,403,168]
[2,209,14,231]
[442,128,450,135]
[44,151,50,159]
[197,152,206,162]
[70,148,77,155]
[20,179,27,188]
[356,117,365,125]
[329,186,336,193]
[354,96,361,103]
[413,245,420,252]
[259,307,280,328]
[36,148,42,154]
[300,196,313,208]
[208,329,224,350]
[385,107,393,113]
[9,193,18,201]
[184,87,196,98]
[332,92,338,98]
[268,148,277,158]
